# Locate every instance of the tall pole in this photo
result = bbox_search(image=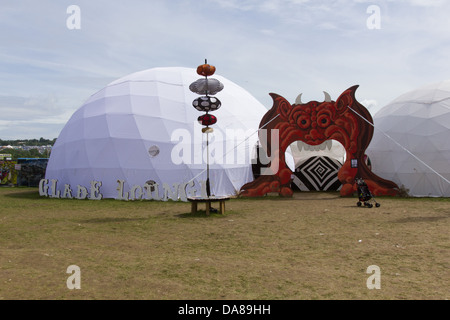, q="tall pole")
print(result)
[206,131,211,197]
[205,58,211,198]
